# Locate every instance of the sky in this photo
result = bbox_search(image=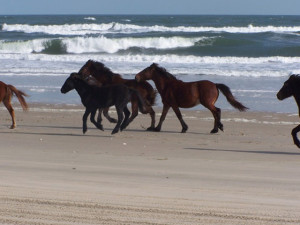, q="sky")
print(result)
[0,0,300,15]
